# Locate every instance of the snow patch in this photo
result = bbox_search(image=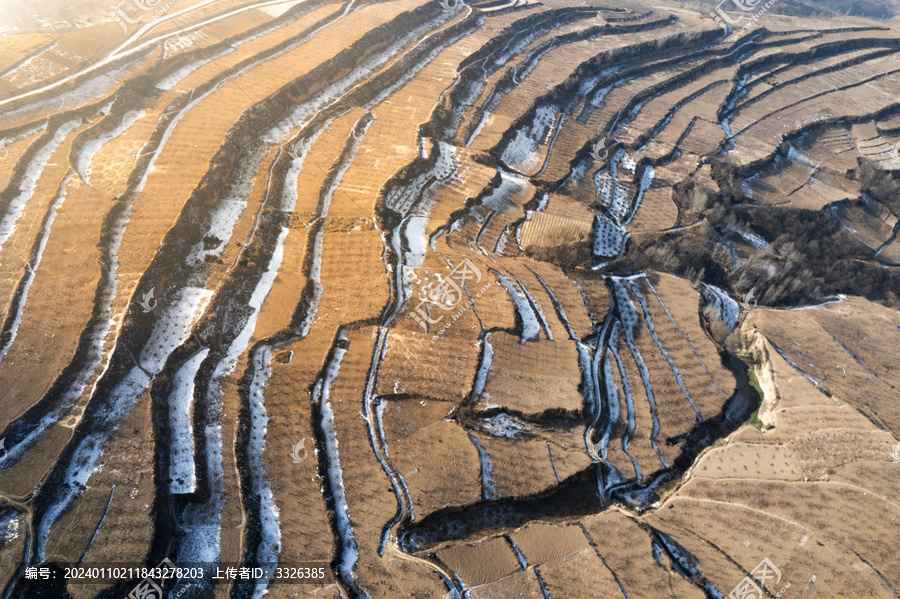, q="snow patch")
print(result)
[496,273,540,342]
[169,349,209,495]
[248,345,282,598]
[0,119,82,251]
[700,284,740,331]
[78,110,145,182]
[480,413,532,439]
[729,225,771,251]
[467,432,498,500]
[156,48,235,90]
